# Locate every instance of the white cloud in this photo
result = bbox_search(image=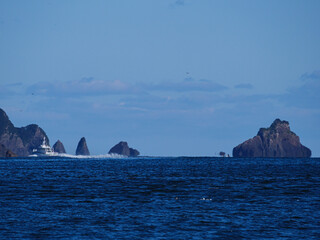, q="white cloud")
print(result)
[27,78,140,96]
[141,77,228,92]
[26,77,228,97]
